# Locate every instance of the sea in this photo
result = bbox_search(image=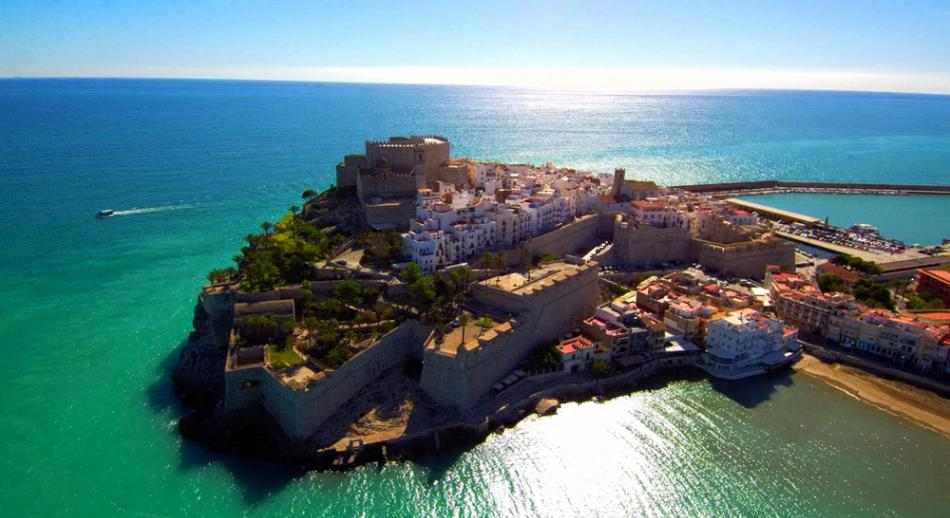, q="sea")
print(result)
[1,79,949,517]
